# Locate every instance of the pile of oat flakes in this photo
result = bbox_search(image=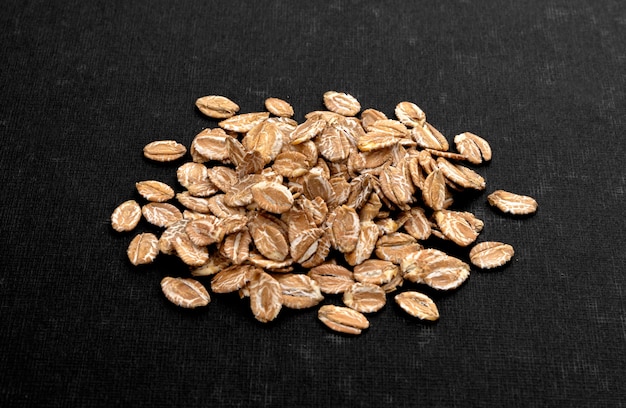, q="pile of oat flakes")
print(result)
[111,91,537,335]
